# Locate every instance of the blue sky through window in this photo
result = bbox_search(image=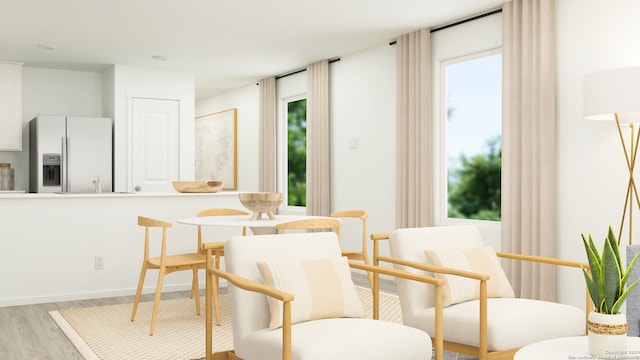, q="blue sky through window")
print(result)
[446,53,502,166]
